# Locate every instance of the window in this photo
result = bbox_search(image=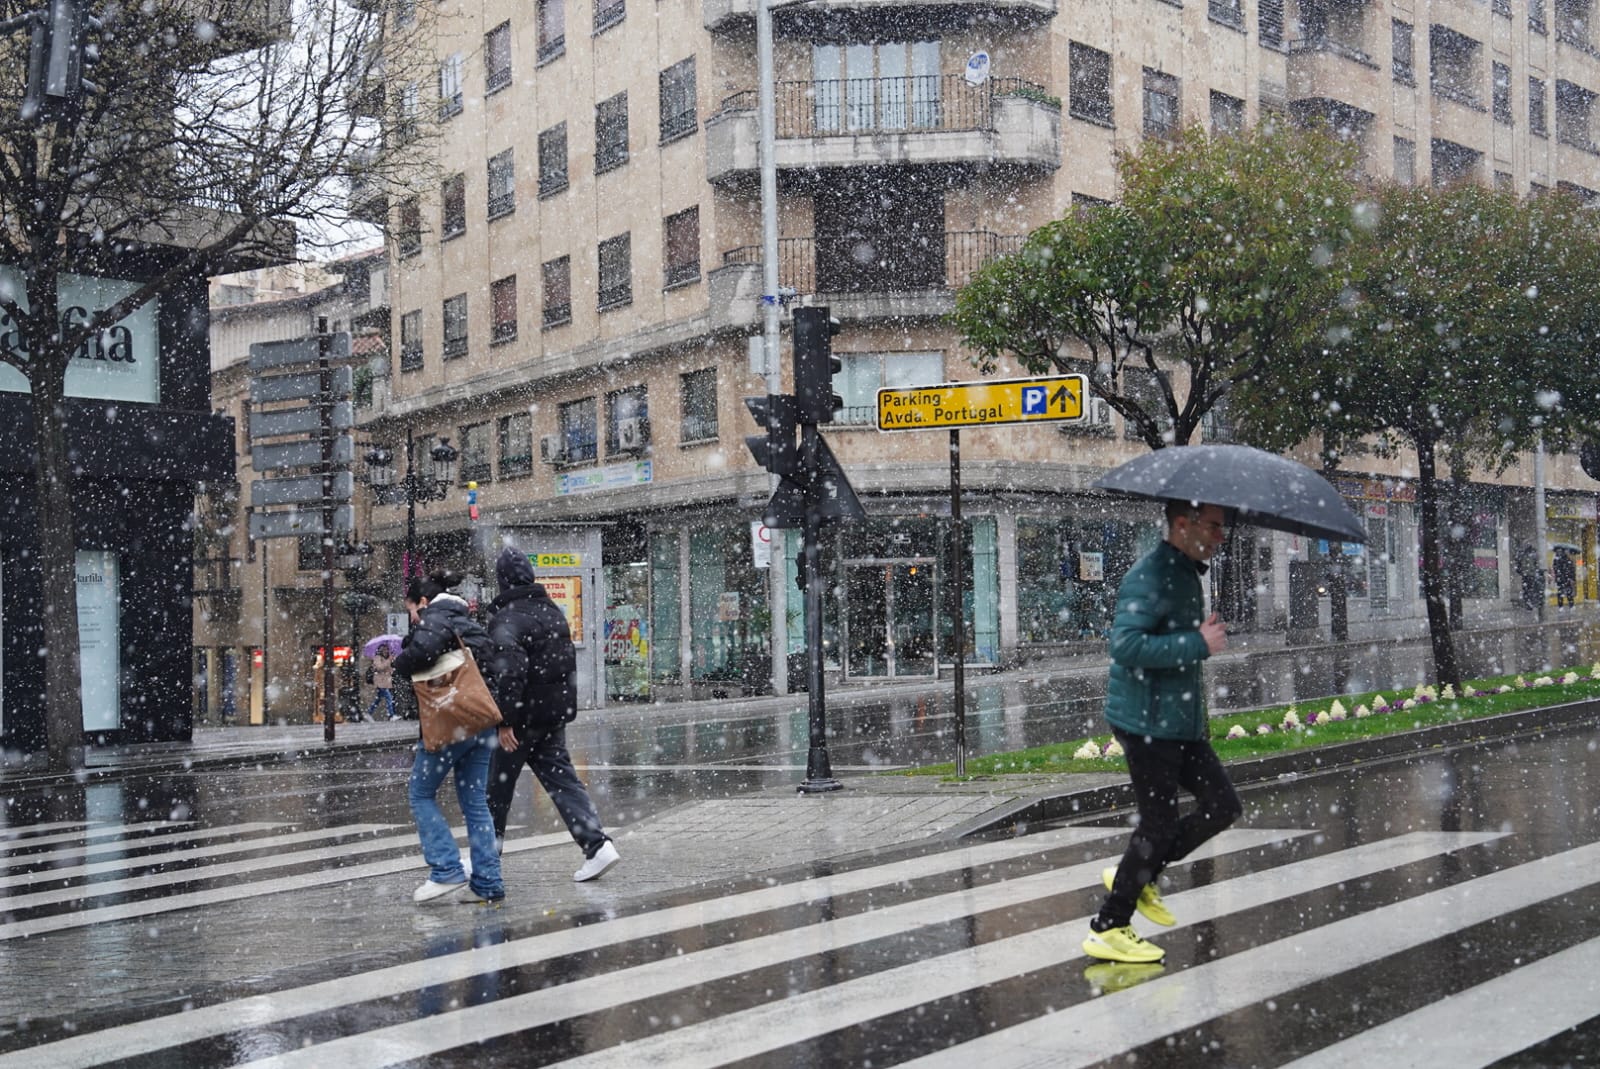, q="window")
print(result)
[1429,26,1483,109]
[400,309,423,371]
[595,0,624,33]
[485,21,512,94]
[538,123,568,196]
[487,148,515,219]
[660,57,698,143]
[397,196,421,258]
[537,0,565,63]
[1532,76,1549,135]
[441,173,465,239]
[543,256,572,328]
[296,535,323,572]
[1260,0,1285,47]
[558,397,598,464]
[1557,179,1600,203]
[1394,136,1415,184]
[1210,90,1245,133]
[491,275,517,344]
[680,368,718,443]
[499,412,533,478]
[1558,80,1599,150]
[1532,0,1549,33]
[1431,138,1483,185]
[663,206,700,288]
[1557,0,1593,45]
[458,422,492,484]
[1392,20,1414,83]
[442,294,468,359]
[1208,0,1242,28]
[1493,63,1513,123]
[439,53,463,119]
[1143,68,1181,138]
[836,352,943,426]
[606,386,650,455]
[810,41,941,133]
[1495,170,1515,189]
[391,82,420,146]
[596,92,629,174]
[598,233,632,310]
[1069,43,1113,125]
